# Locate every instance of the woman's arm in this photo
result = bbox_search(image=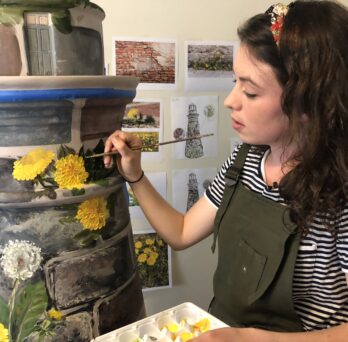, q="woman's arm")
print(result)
[192,323,348,342]
[104,130,217,250]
